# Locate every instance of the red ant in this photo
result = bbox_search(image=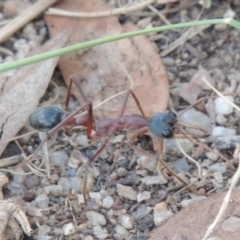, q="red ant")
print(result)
[20,75,212,194]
